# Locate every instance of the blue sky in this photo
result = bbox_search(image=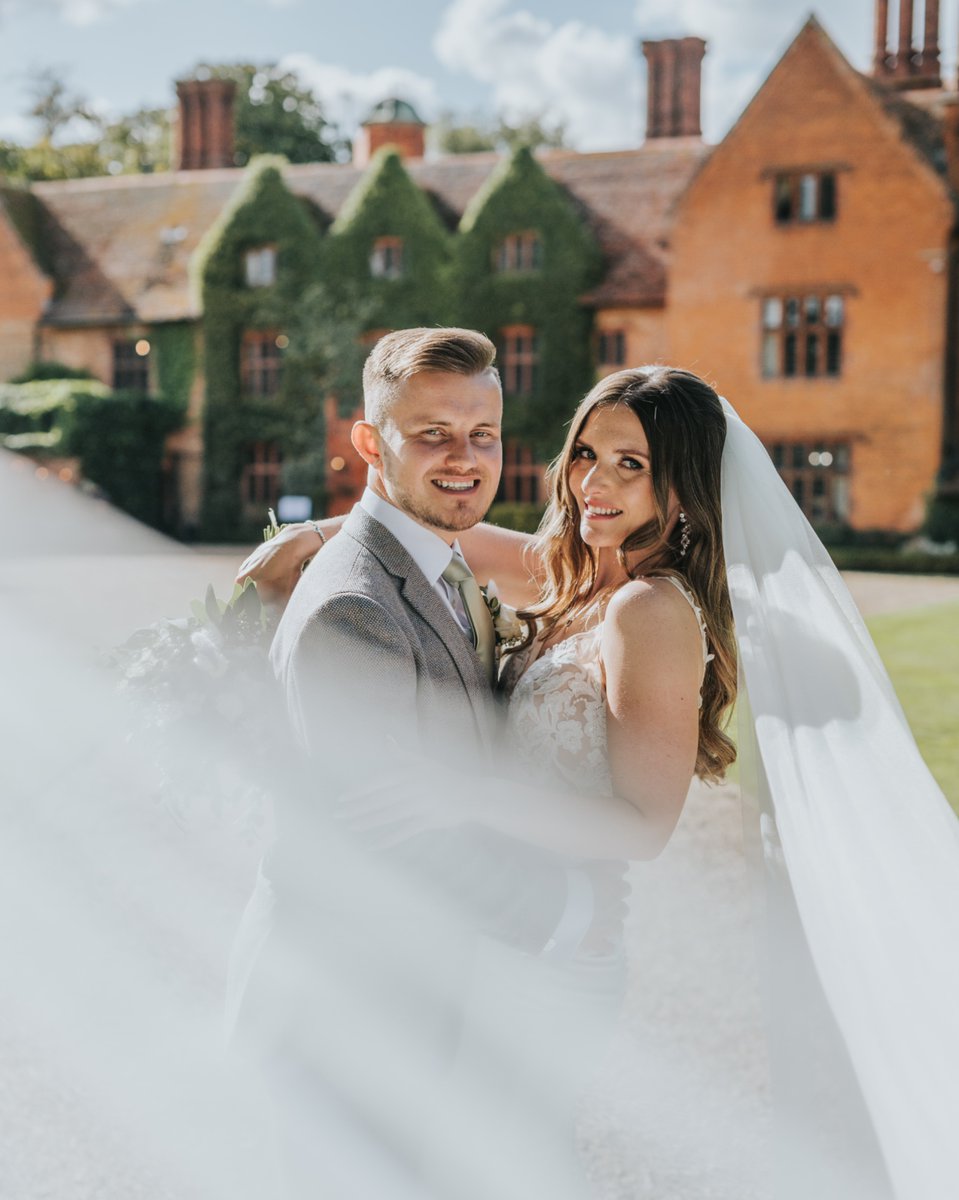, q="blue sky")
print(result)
[0,0,946,151]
